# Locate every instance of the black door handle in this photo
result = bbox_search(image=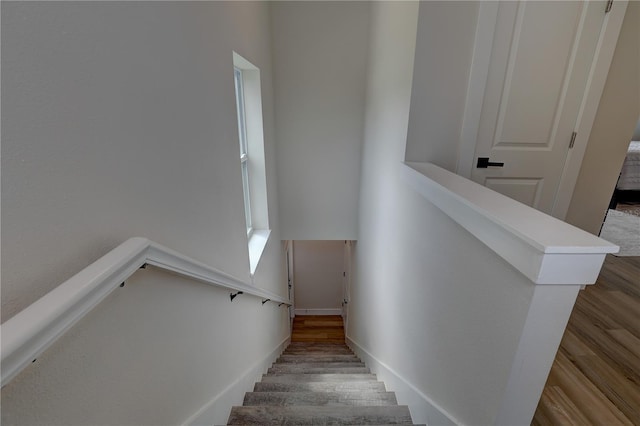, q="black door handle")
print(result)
[476,157,505,168]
